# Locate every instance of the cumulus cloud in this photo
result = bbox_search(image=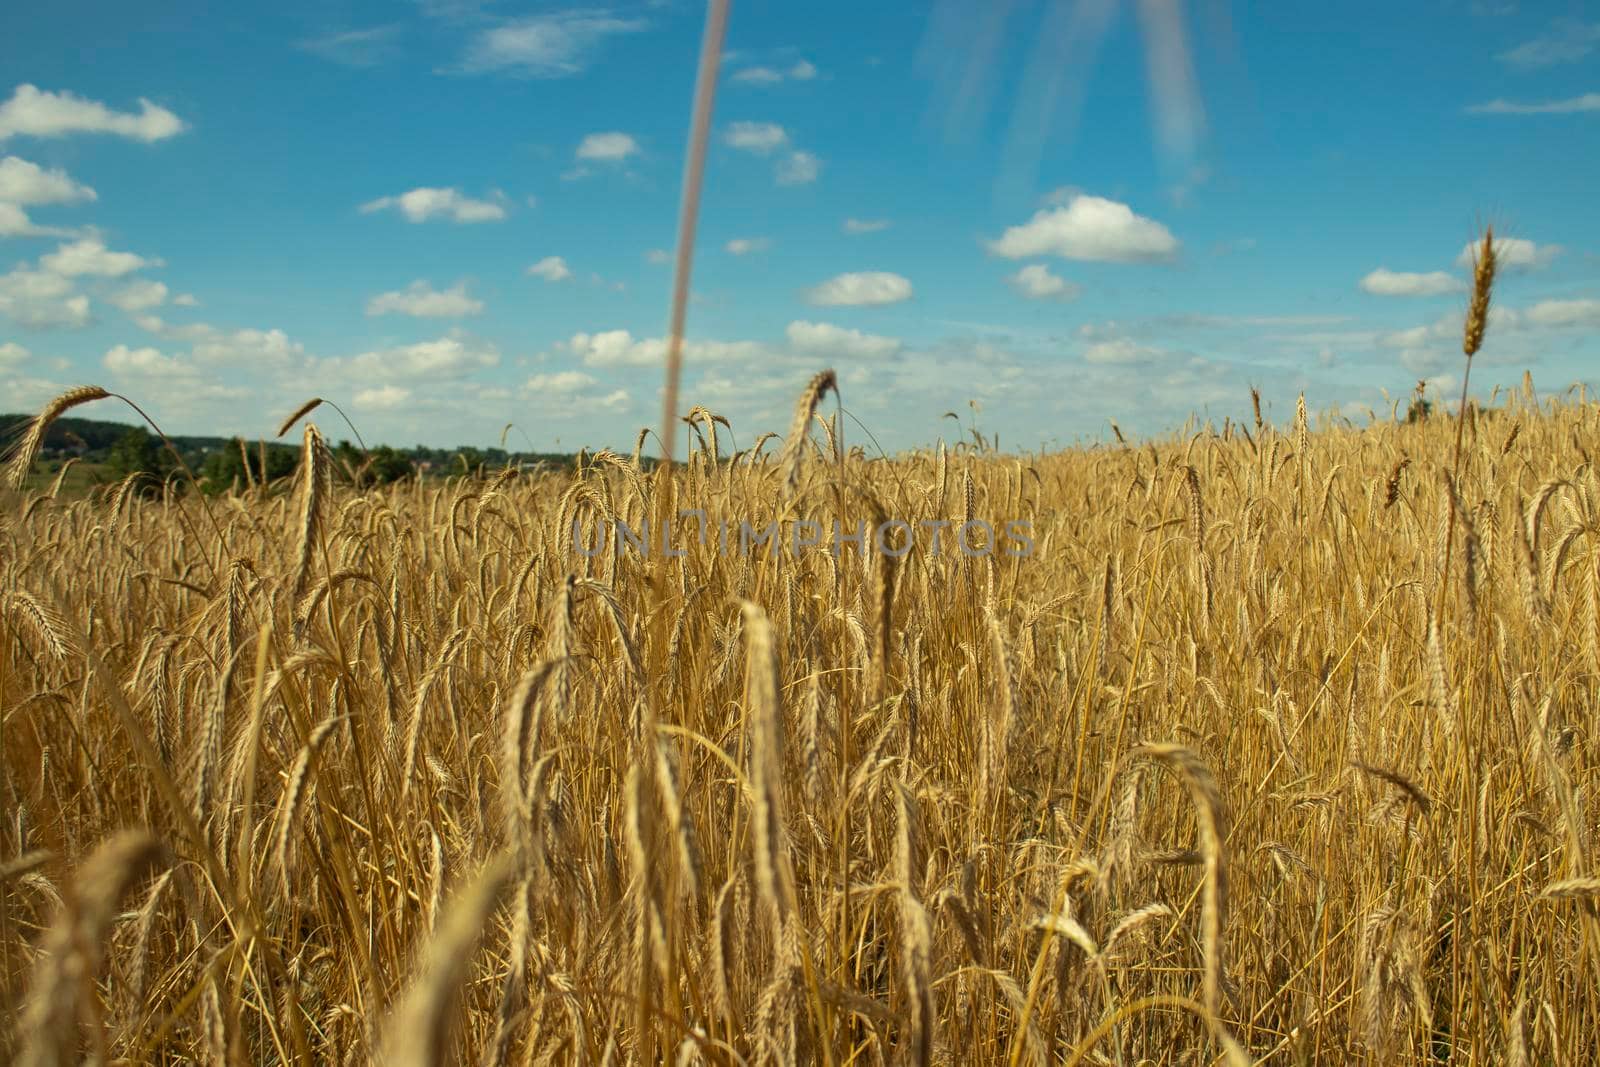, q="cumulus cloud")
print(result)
[0,202,77,238]
[527,370,599,393]
[0,155,96,204]
[724,121,788,154]
[1455,236,1561,271]
[193,327,305,367]
[458,12,648,77]
[106,279,169,312]
[1359,268,1464,297]
[1007,263,1080,301]
[564,329,768,368]
[988,195,1179,262]
[1083,338,1161,364]
[776,150,820,185]
[104,343,187,378]
[724,237,769,255]
[527,255,572,282]
[731,58,818,85]
[1467,93,1600,115]
[41,237,157,277]
[0,265,90,328]
[805,271,913,307]
[172,292,200,307]
[0,84,187,143]
[1497,23,1600,69]
[360,186,507,223]
[785,320,901,359]
[644,248,671,265]
[843,218,890,234]
[0,340,27,368]
[365,279,484,317]
[576,131,640,161]
[1525,298,1600,328]
[344,333,499,379]
[353,385,411,410]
